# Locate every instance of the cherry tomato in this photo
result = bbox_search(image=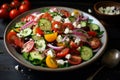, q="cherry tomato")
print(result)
[88,31,97,37]
[34,27,44,35]
[60,9,70,17]
[46,55,58,68]
[1,3,10,10]
[22,40,34,52]
[9,9,20,19]
[57,48,69,58]
[19,0,31,13]
[68,56,82,65]
[10,0,21,8]
[62,23,74,30]
[21,14,35,22]
[0,8,9,19]
[40,12,53,21]
[7,30,24,48]
[70,49,80,56]
[52,21,63,33]
[89,37,101,49]
[70,41,78,49]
